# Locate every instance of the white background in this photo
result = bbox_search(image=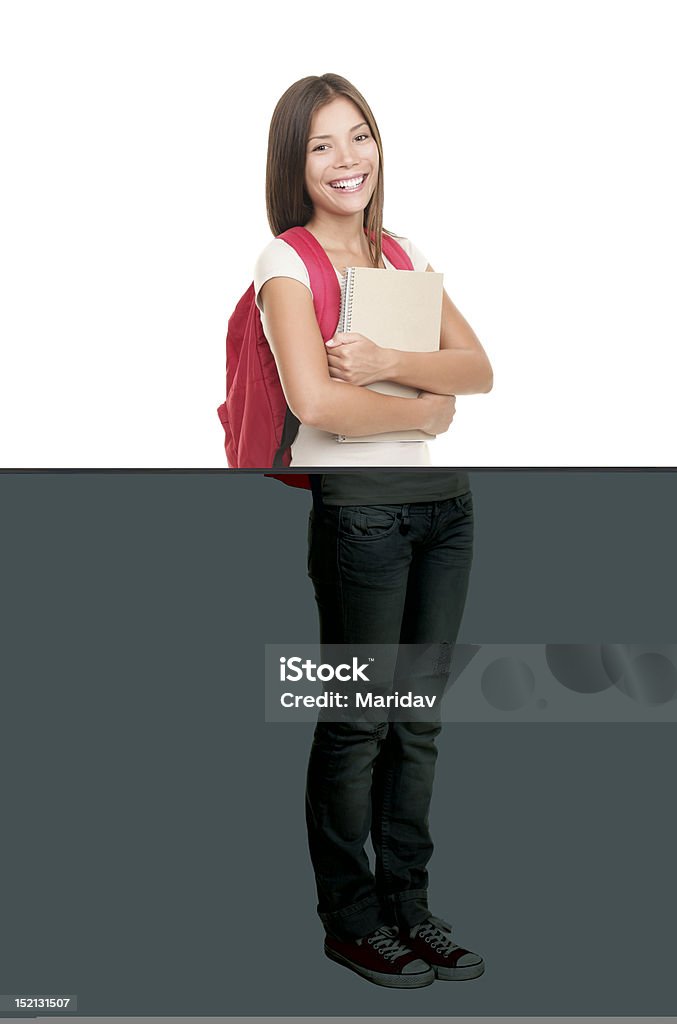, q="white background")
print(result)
[1,0,675,467]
